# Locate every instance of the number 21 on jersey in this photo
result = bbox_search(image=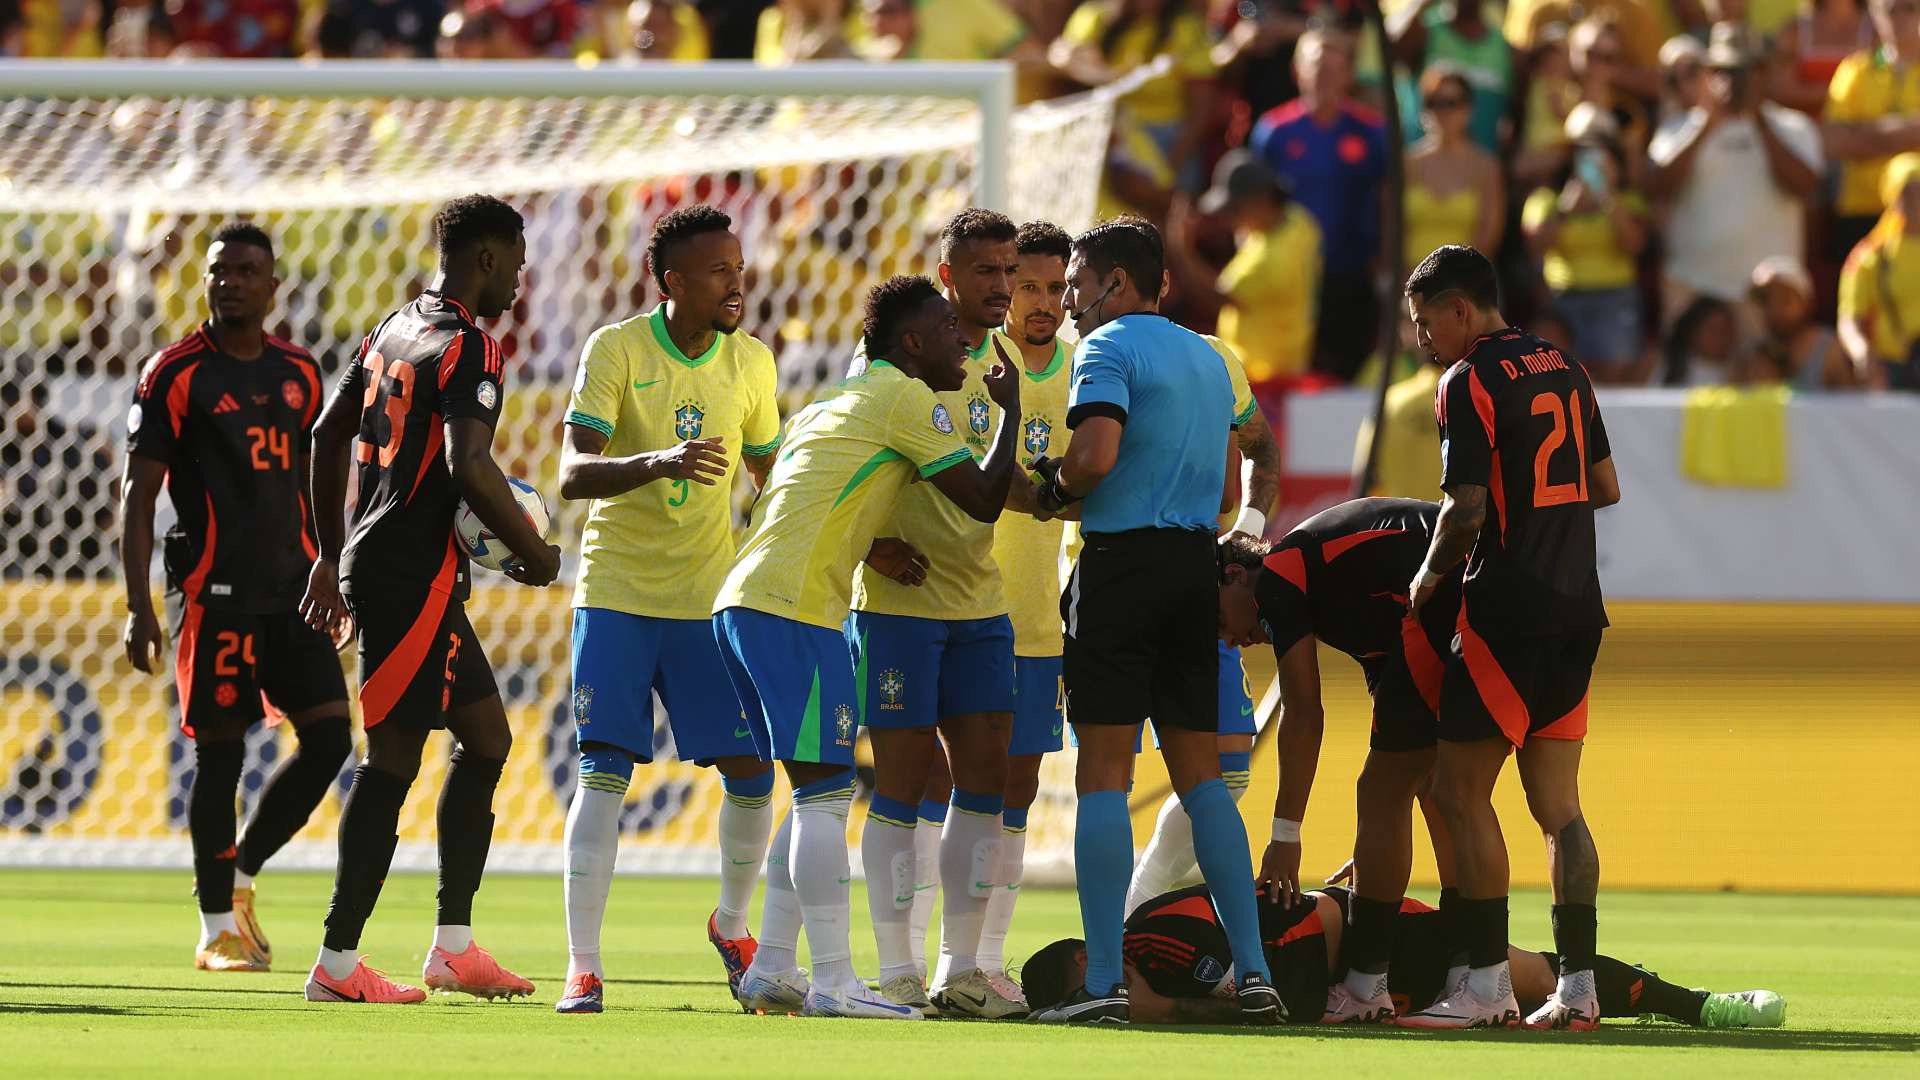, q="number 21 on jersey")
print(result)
[1530,389,1588,507]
